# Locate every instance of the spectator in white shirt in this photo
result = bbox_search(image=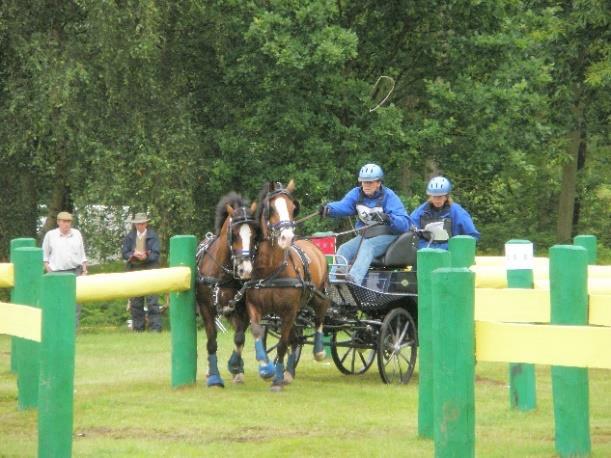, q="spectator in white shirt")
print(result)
[42,211,88,275]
